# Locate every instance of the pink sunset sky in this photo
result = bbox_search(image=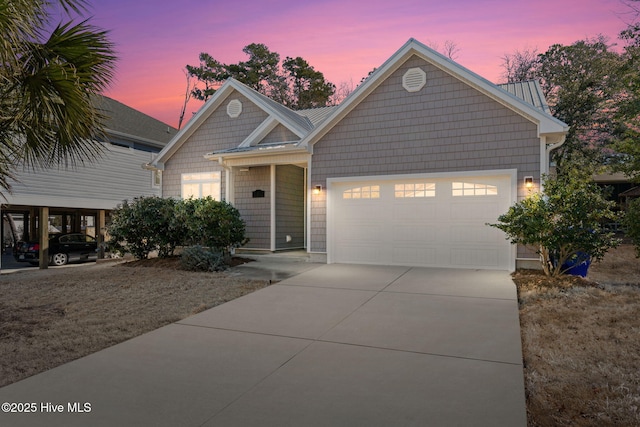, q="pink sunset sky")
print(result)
[86,0,630,129]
